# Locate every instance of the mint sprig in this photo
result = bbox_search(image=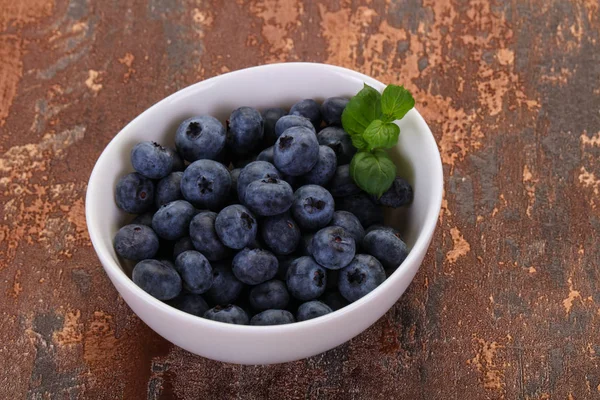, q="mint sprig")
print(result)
[341,83,415,197]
